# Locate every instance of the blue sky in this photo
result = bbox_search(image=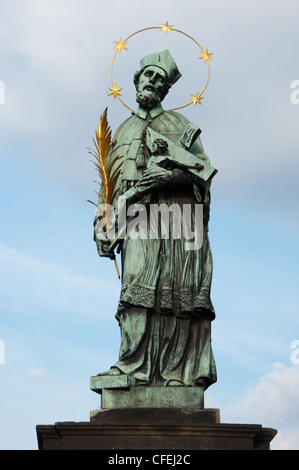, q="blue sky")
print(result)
[1,0,299,450]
